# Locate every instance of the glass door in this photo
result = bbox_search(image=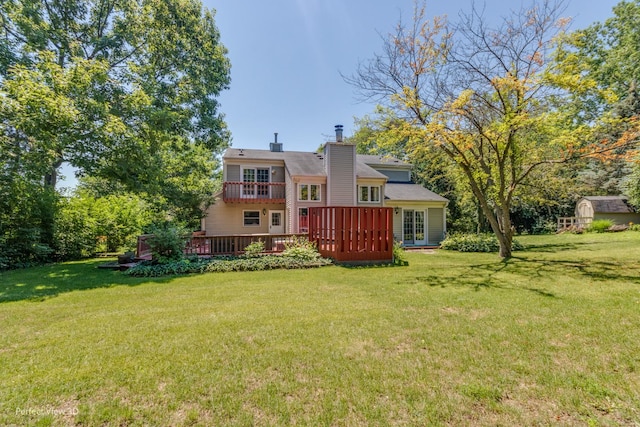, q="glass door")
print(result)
[403,210,415,244]
[403,210,426,245]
